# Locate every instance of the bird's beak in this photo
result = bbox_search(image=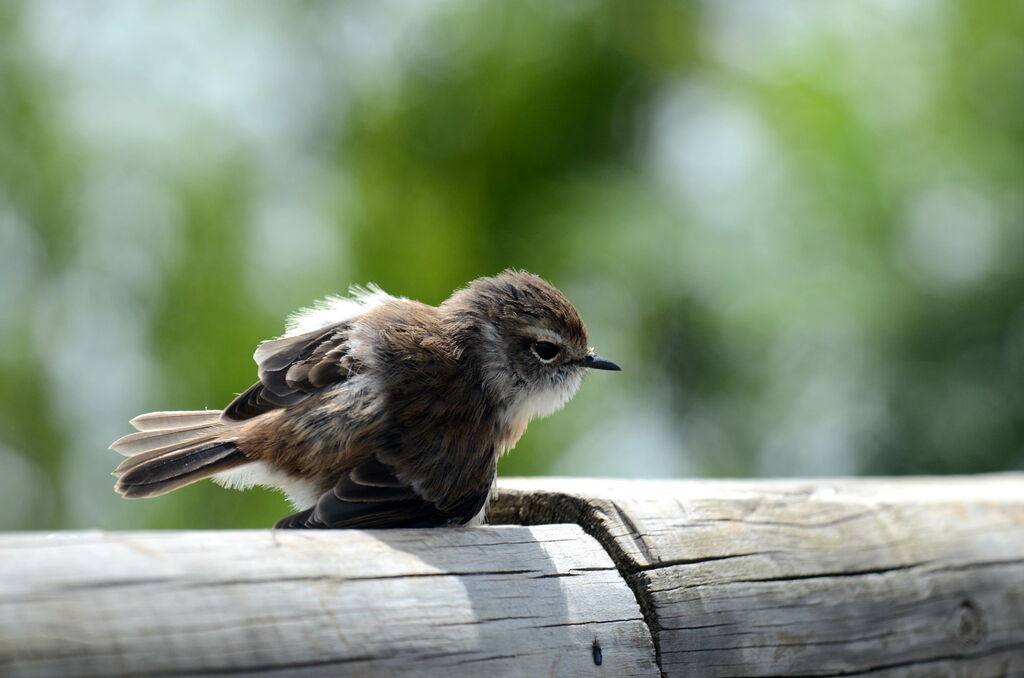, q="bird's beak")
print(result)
[582,354,621,371]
